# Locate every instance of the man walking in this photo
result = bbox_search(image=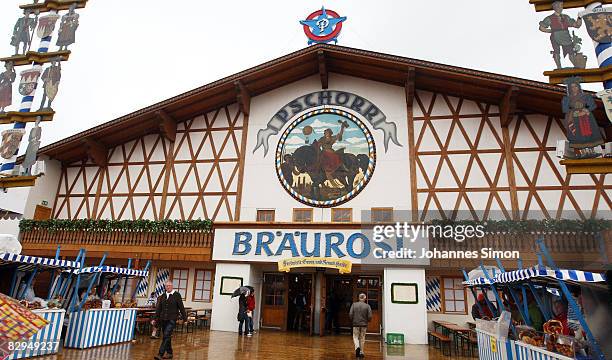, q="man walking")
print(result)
[152,281,187,360]
[349,293,372,358]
